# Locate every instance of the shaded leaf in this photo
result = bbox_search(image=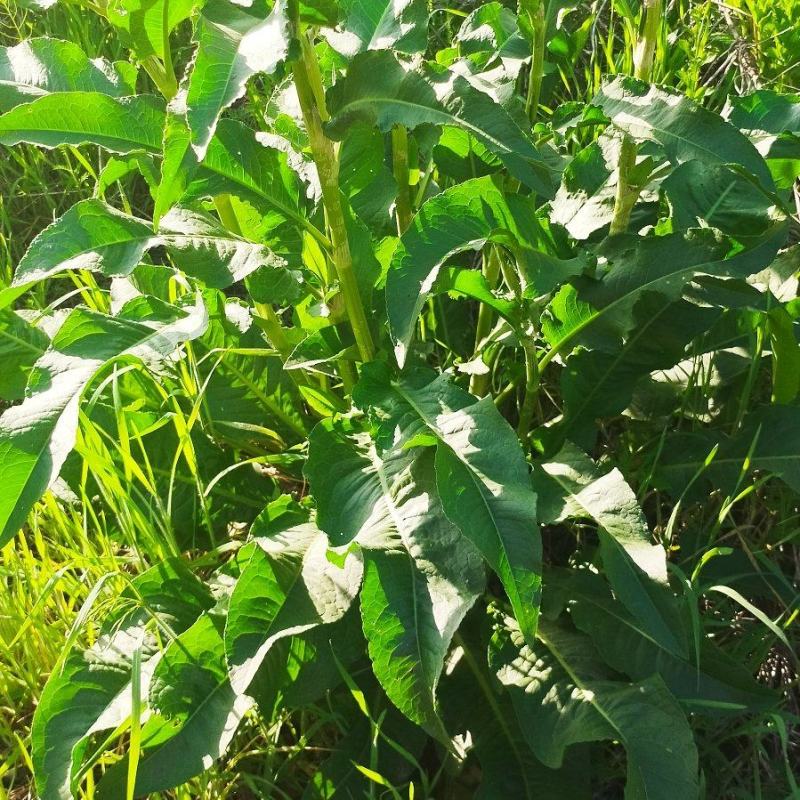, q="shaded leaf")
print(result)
[31,560,213,800]
[534,441,688,657]
[491,616,700,800]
